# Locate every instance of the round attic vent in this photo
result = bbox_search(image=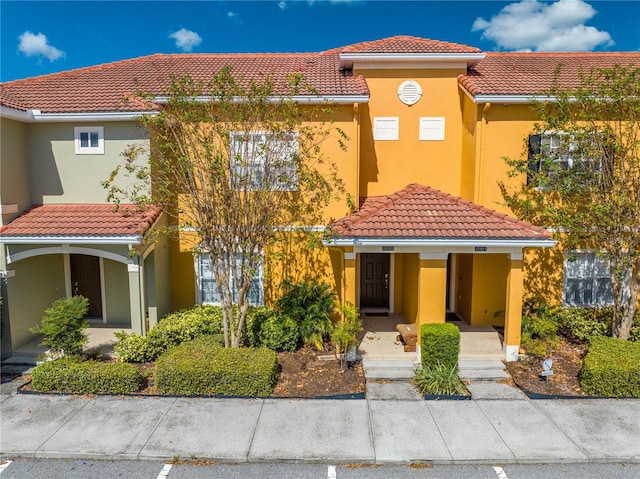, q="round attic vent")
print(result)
[398,80,422,105]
